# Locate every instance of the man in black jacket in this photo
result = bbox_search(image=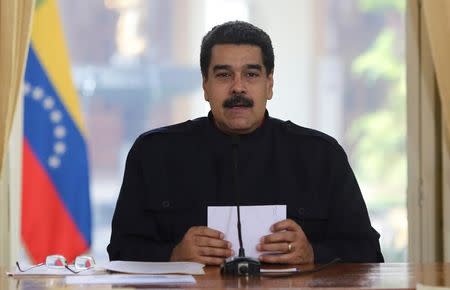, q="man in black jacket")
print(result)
[107,21,383,265]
